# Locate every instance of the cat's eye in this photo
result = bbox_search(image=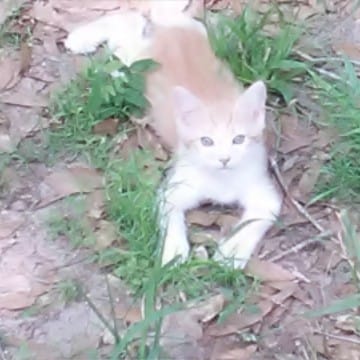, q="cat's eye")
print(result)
[232,134,245,145]
[200,136,214,146]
